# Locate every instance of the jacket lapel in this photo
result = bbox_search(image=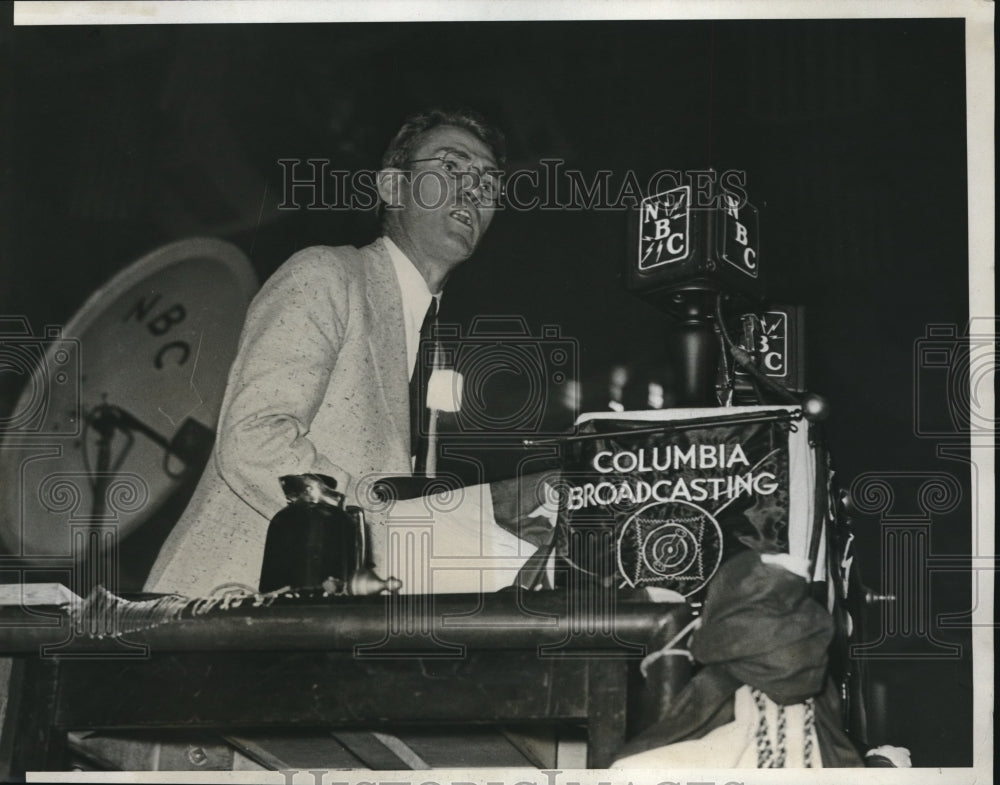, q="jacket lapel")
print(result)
[363,238,411,457]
